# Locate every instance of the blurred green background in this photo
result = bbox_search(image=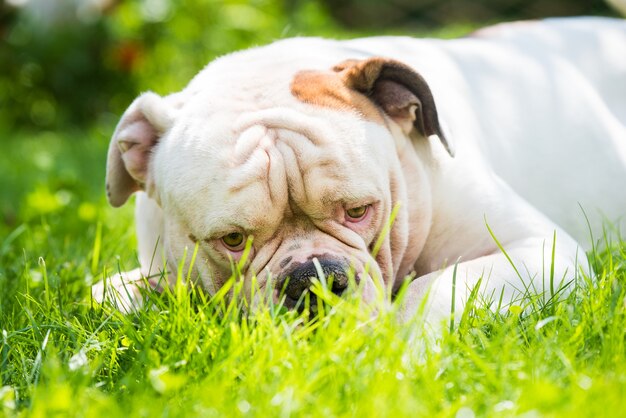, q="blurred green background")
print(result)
[0,0,618,240]
[0,0,618,132]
